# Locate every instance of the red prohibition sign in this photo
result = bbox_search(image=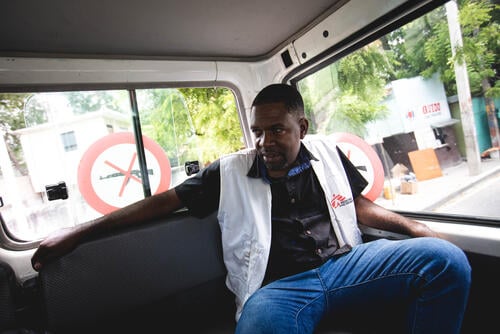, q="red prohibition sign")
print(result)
[331,132,384,201]
[78,132,171,215]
